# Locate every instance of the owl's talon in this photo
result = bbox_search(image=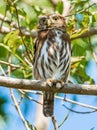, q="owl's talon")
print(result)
[46,79,65,90]
[46,79,54,88]
[55,80,65,90]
